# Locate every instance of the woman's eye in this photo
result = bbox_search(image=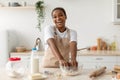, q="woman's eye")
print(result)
[53,13,64,19]
[54,15,63,18]
[53,16,57,18]
[59,14,64,17]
